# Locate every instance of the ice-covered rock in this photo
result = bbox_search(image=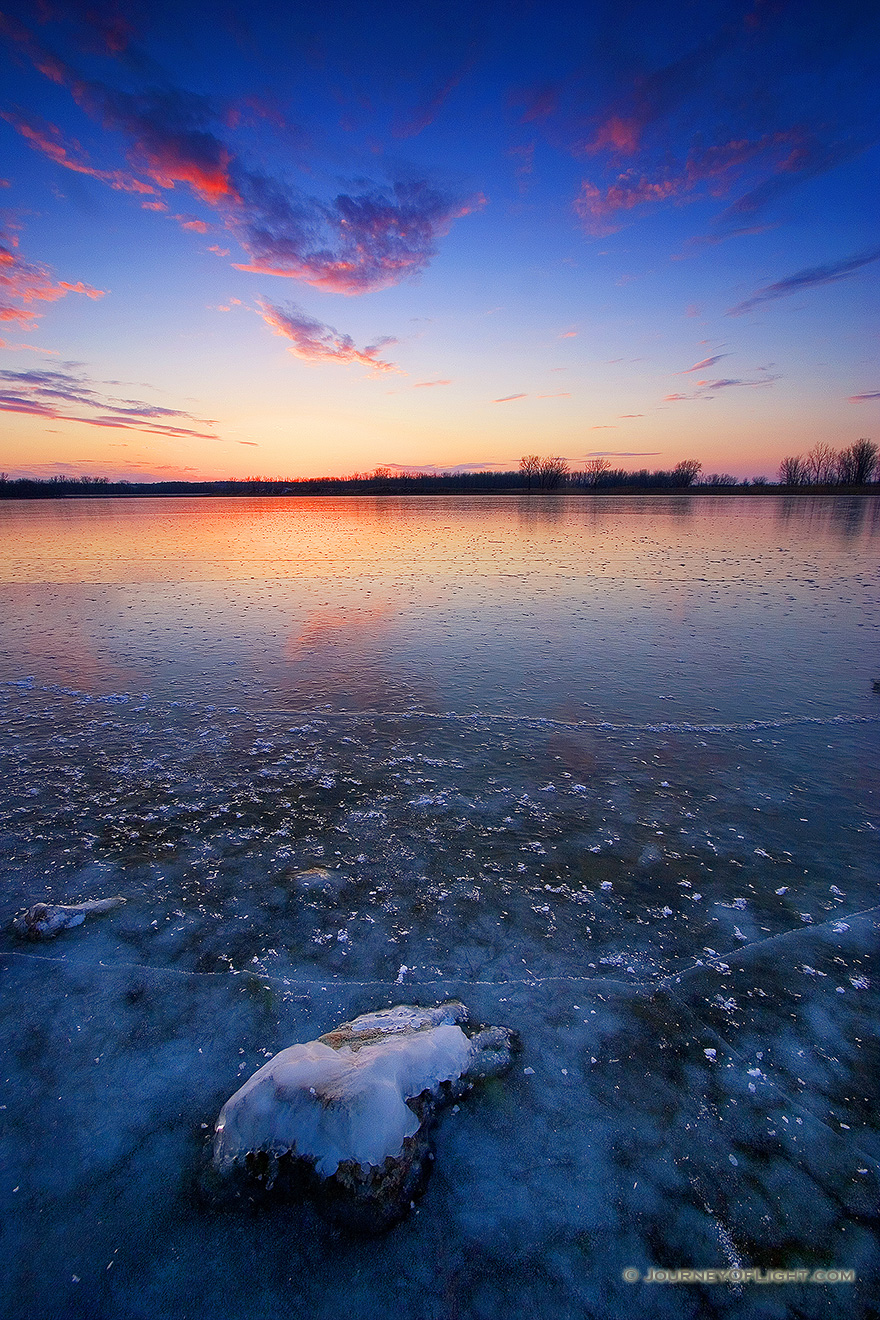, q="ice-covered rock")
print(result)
[212,1001,516,1229]
[12,896,126,939]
